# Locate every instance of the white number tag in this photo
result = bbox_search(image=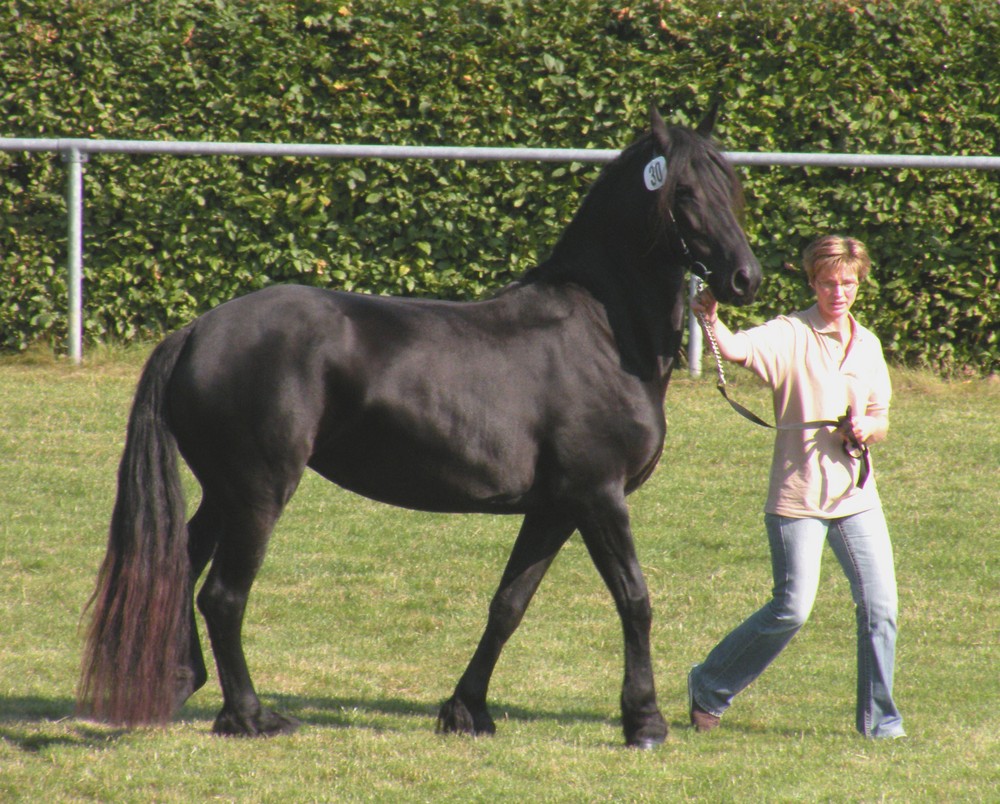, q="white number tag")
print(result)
[643,156,667,191]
